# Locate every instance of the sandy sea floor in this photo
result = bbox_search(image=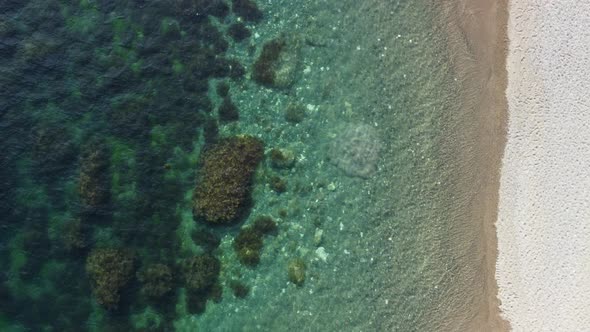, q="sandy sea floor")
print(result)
[180,1,485,330]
